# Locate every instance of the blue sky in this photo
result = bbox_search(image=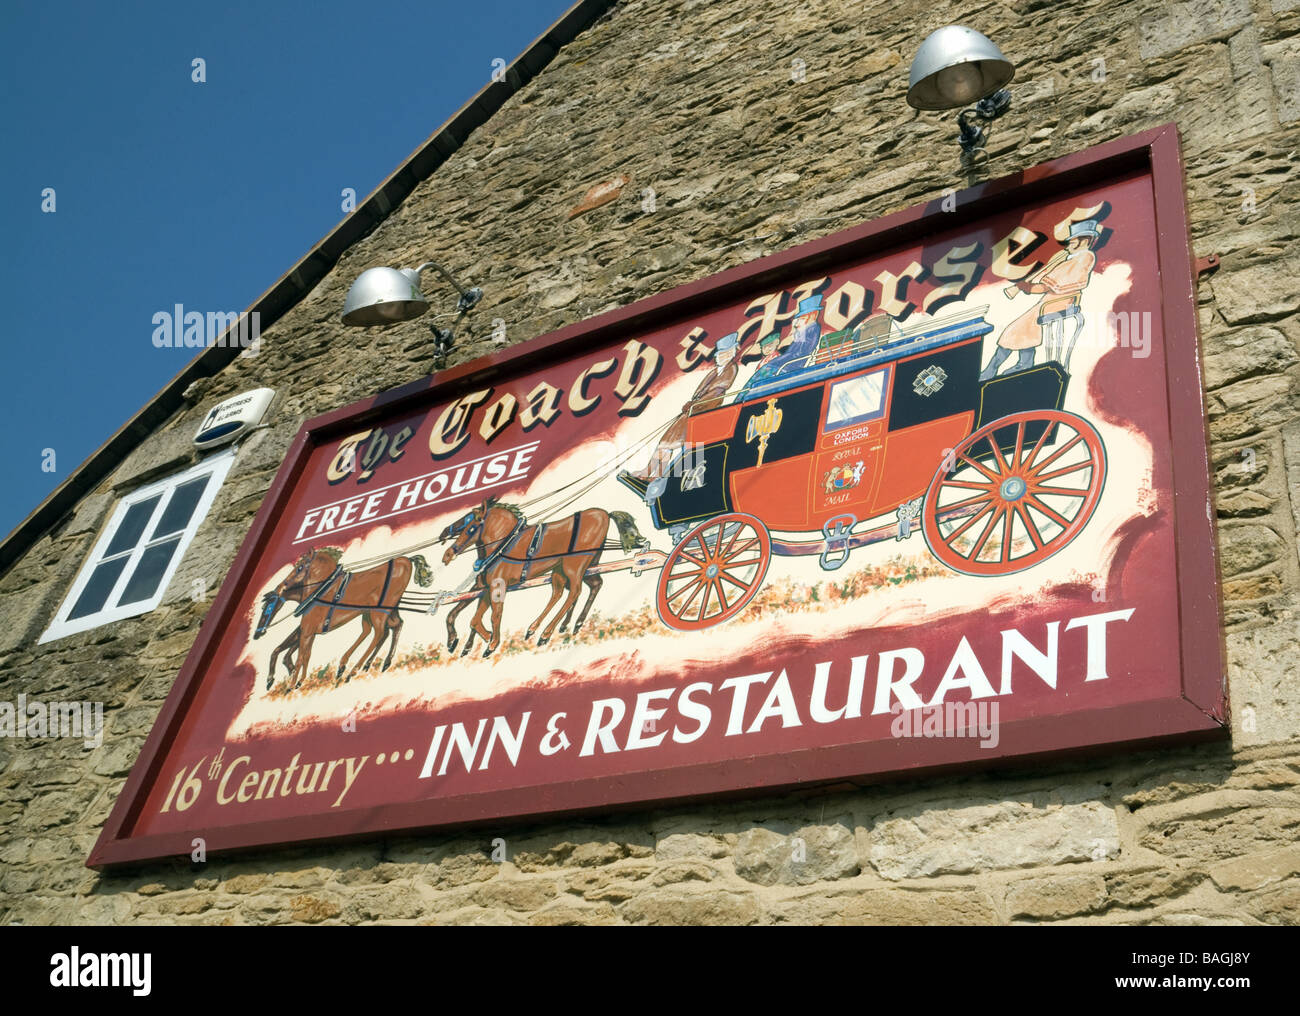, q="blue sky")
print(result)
[1,0,572,540]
